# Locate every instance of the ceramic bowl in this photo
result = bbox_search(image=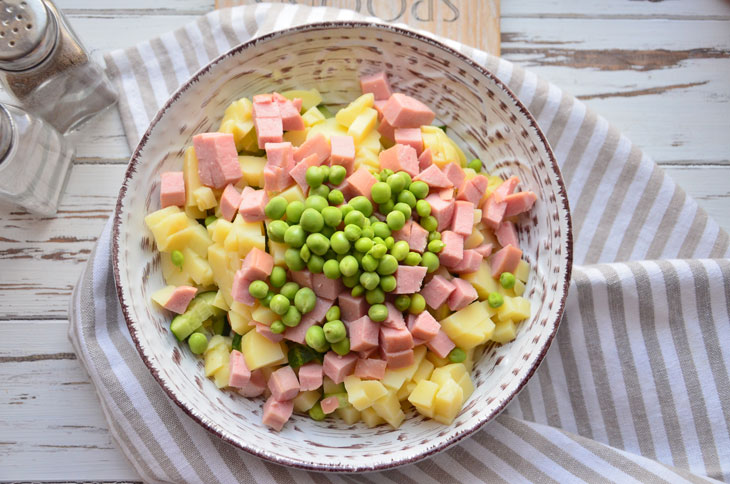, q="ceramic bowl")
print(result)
[113,21,572,472]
